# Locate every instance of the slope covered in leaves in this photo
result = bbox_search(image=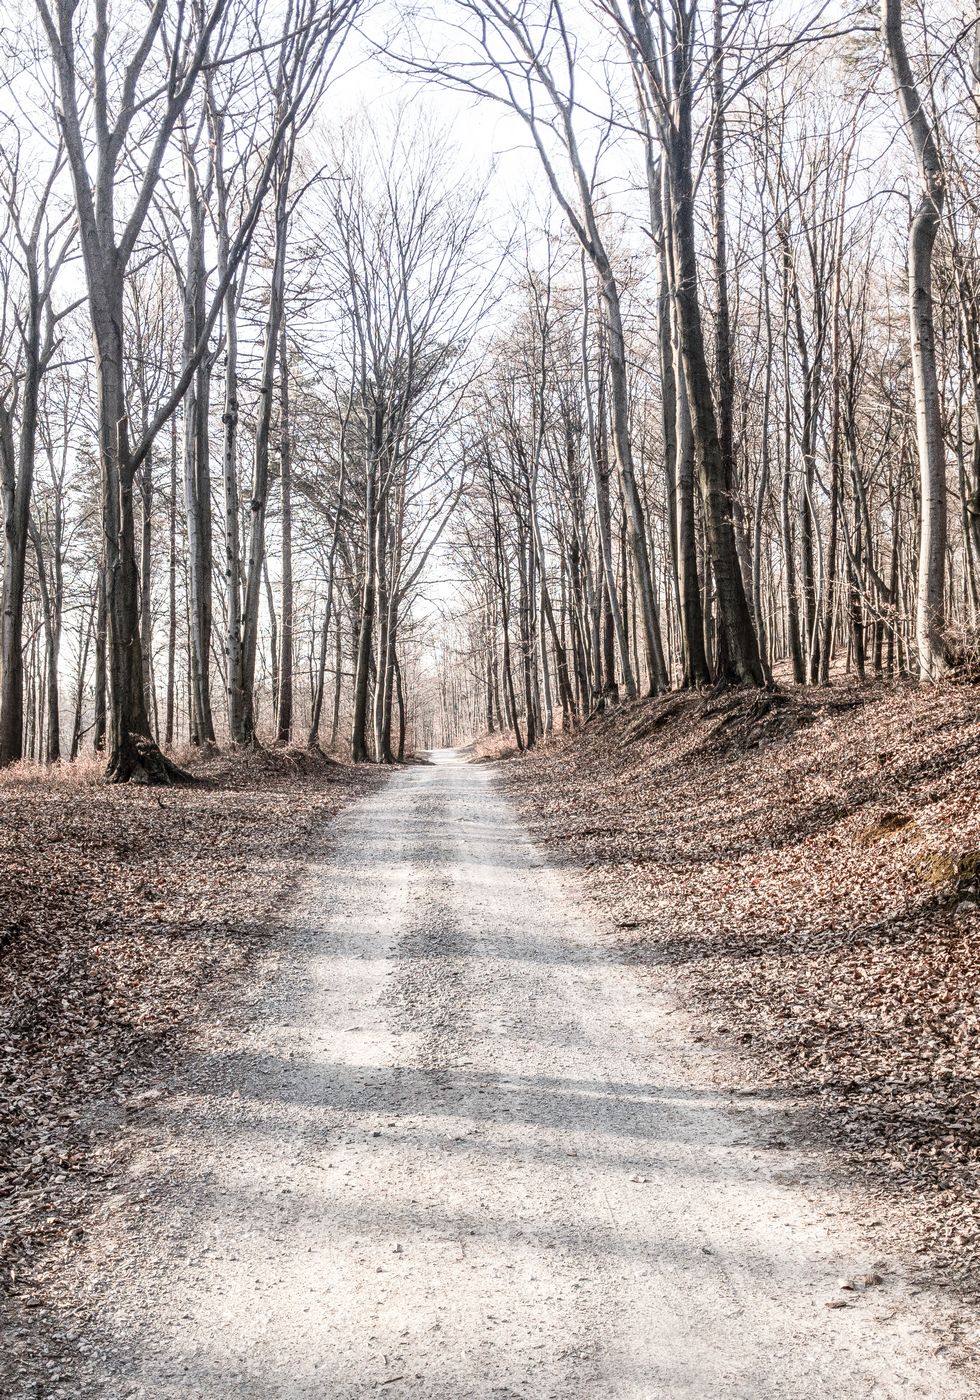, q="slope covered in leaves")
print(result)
[505,683,980,1296]
[0,749,374,1297]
